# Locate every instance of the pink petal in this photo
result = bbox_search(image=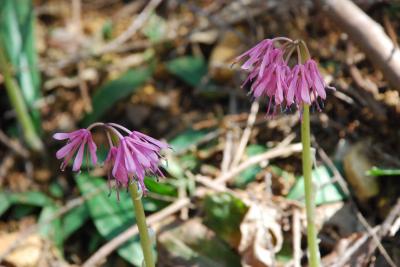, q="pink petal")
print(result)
[132,131,169,149]
[115,163,129,185]
[112,144,124,177]
[72,136,87,171]
[314,77,326,99]
[56,138,81,159]
[300,72,311,104]
[87,134,98,165]
[54,129,87,141]
[122,140,137,174]
[275,83,284,105]
[129,144,151,168]
[53,133,71,140]
[258,43,274,76]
